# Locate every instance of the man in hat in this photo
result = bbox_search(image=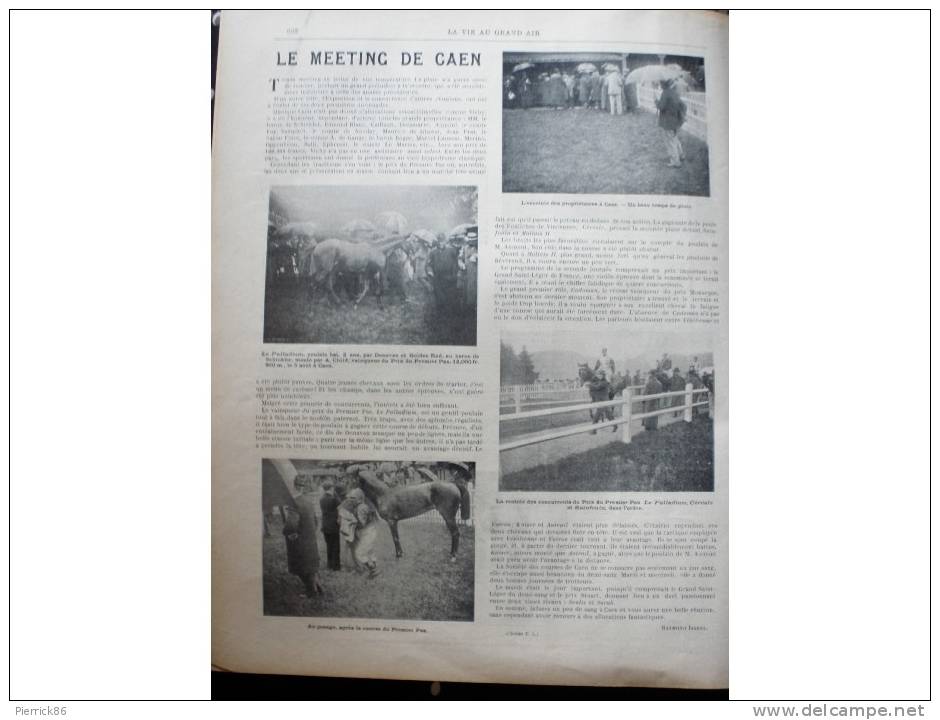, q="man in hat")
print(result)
[459,234,478,307]
[669,367,686,418]
[656,78,687,167]
[594,347,616,381]
[411,236,431,291]
[429,233,459,311]
[283,478,323,597]
[643,369,664,431]
[319,481,341,571]
[607,66,624,115]
[588,367,615,434]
